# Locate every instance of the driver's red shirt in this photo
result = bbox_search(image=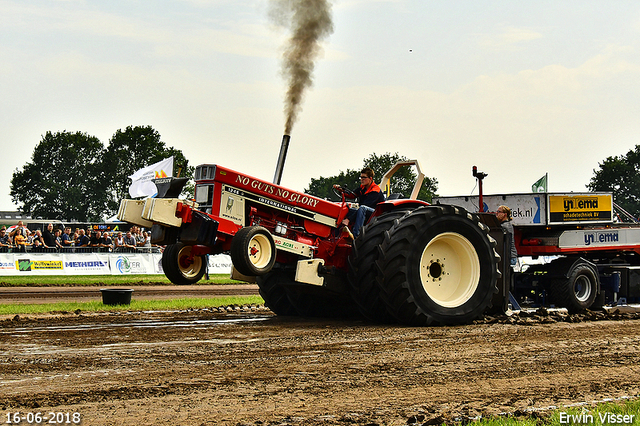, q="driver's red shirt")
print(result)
[354,182,385,209]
